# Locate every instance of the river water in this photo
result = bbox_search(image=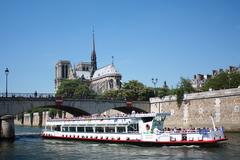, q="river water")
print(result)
[0,126,239,160]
